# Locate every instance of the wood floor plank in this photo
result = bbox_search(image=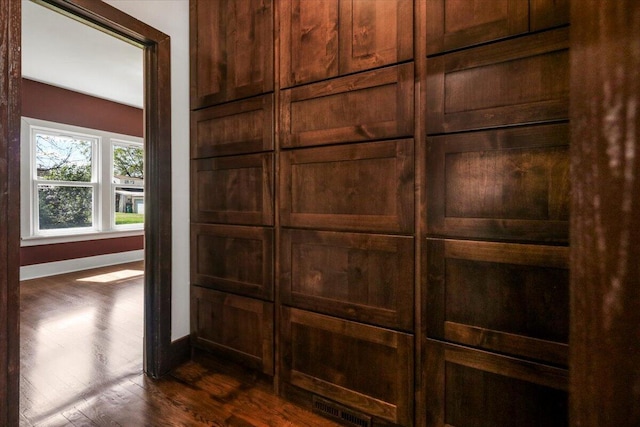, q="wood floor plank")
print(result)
[20,262,340,427]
